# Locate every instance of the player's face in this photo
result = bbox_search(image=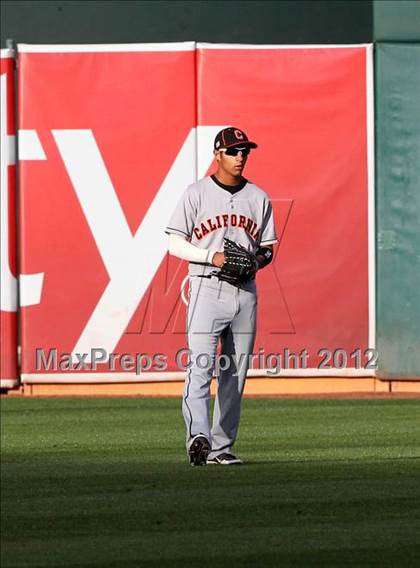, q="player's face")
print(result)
[216,147,250,177]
